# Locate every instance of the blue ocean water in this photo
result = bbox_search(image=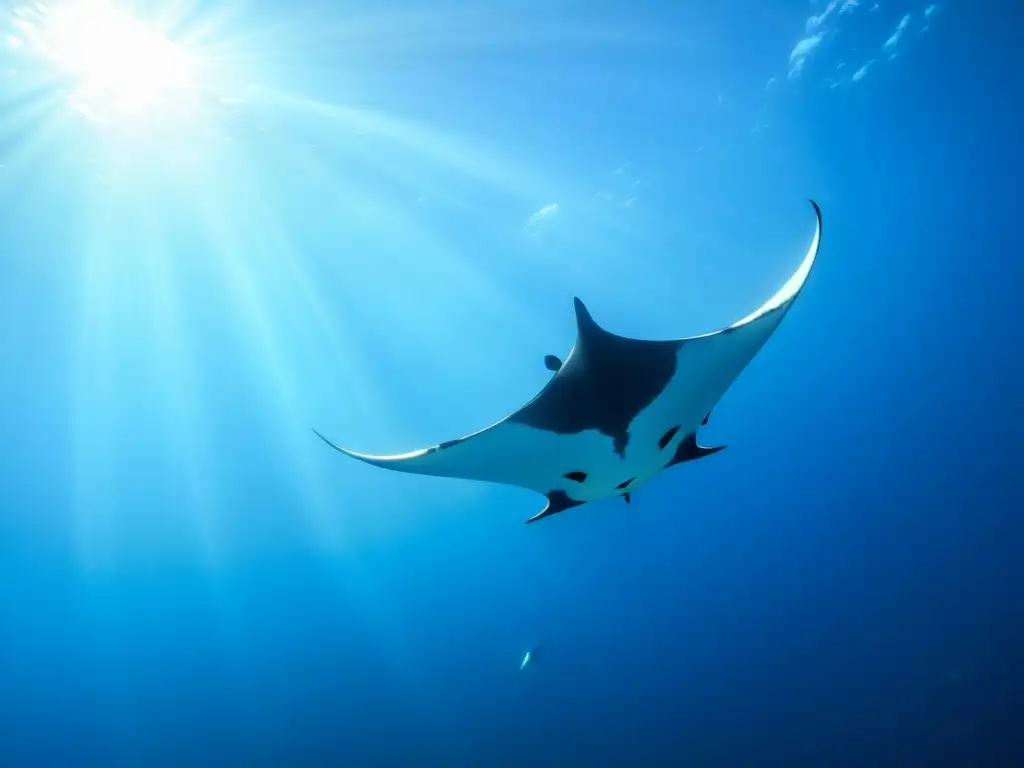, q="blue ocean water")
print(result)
[1,1,1020,765]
